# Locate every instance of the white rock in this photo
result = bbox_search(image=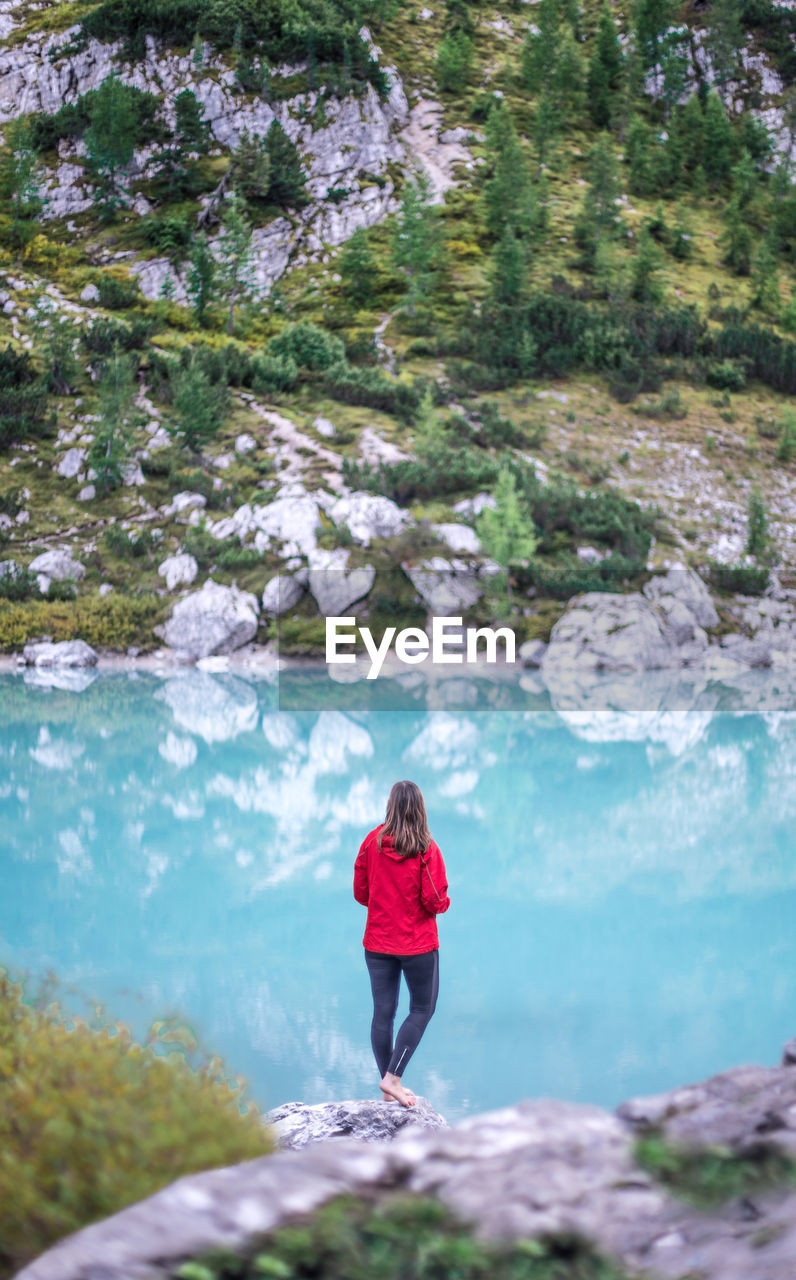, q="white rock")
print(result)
[308,548,375,614]
[313,416,336,438]
[519,639,547,668]
[453,492,497,519]
[541,592,682,676]
[78,484,96,502]
[162,492,207,519]
[403,557,484,613]
[432,523,481,555]
[209,504,256,542]
[235,433,257,454]
[156,579,260,659]
[329,491,410,545]
[576,545,605,565]
[642,568,719,630]
[120,459,145,486]
[262,574,306,615]
[252,492,323,559]
[80,283,99,303]
[56,447,86,479]
[28,548,85,593]
[23,639,98,667]
[98,582,114,597]
[158,553,199,591]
